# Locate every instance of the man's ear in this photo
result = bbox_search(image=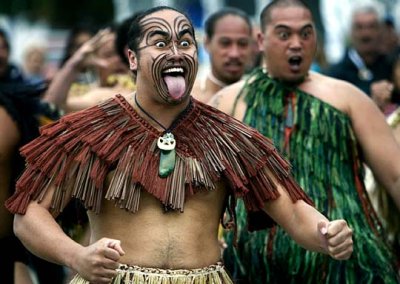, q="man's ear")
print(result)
[257,32,264,51]
[203,35,211,53]
[128,49,138,71]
